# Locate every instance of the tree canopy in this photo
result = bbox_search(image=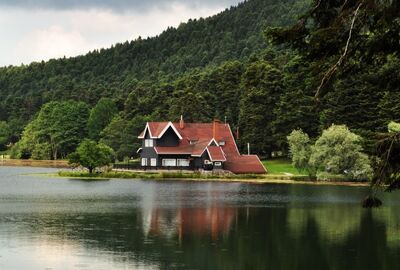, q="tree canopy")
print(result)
[87,98,118,141]
[372,122,400,192]
[287,125,372,181]
[68,139,115,174]
[0,121,11,151]
[287,129,315,177]
[1,0,399,167]
[10,101,89,159]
